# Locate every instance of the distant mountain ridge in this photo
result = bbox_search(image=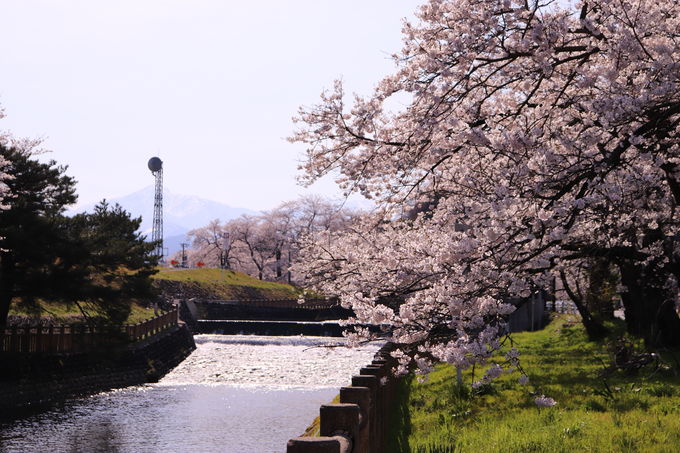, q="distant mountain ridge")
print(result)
[69,186,257,255]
